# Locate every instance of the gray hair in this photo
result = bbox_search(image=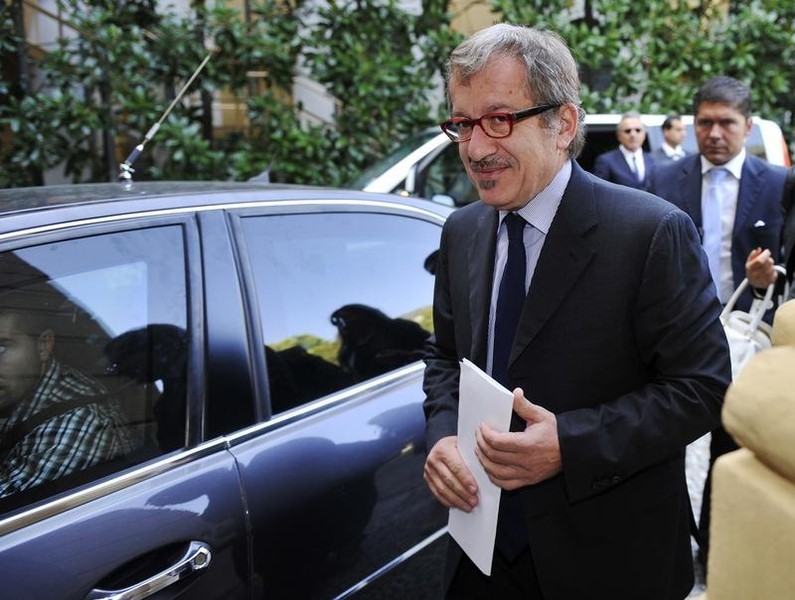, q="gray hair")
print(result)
[618,111,644,131]
[445,23,585,158]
